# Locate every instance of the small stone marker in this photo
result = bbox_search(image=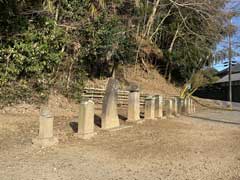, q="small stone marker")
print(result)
[183,98,188,115]
[32,106,58,147]
[165,99,174,118]
[155,95,163,119]
[101,78,120,129]
[187,98,191,114]
[144,96,156,120]
[190,98,193,114]
[78,100,96,139]
[193,102,196,113]
[180,98,186,114]
[127,84,140,122]
[184,98,191,114]
[173,97,180,117]
[176,97,182,115]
